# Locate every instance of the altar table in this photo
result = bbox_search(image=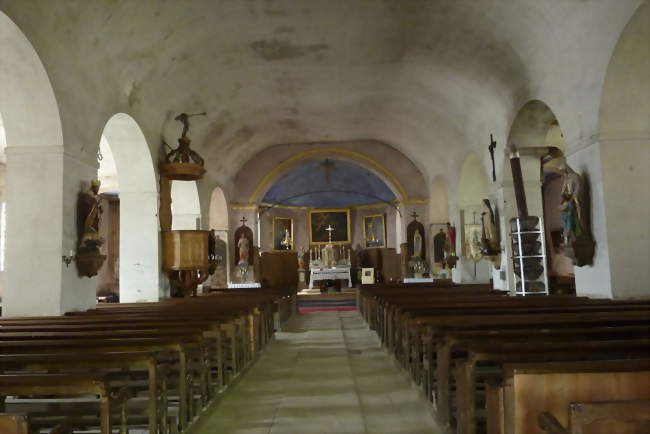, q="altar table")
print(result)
[309,267,352,289]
